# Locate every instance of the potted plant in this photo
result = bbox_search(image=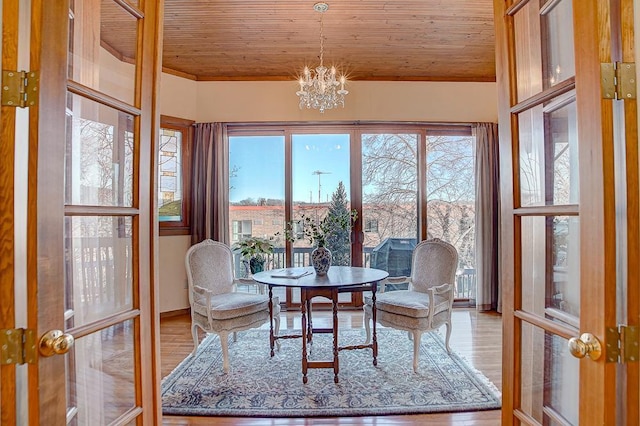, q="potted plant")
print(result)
[281,209,357,275]
[233,236,274,274]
